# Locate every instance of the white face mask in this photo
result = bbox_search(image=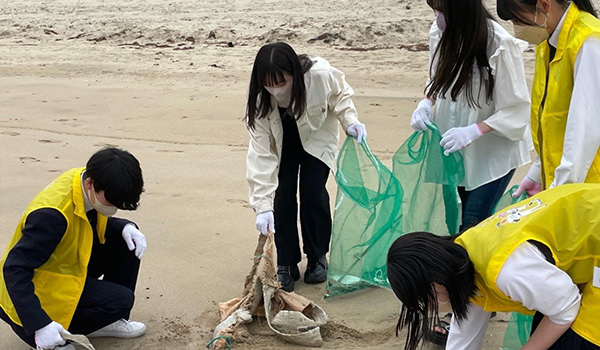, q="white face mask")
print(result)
[88,186,118,217]
[435,11,446,31]
[513,7,550,45]
[264,78,293,107]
